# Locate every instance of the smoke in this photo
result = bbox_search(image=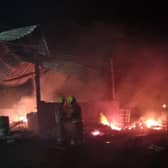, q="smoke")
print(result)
[1,23,168,123]
[39,22,122,102]
[10,96,36,121]
[0,96,36,122]
[40,69,108,102]
[115,41,168,116]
